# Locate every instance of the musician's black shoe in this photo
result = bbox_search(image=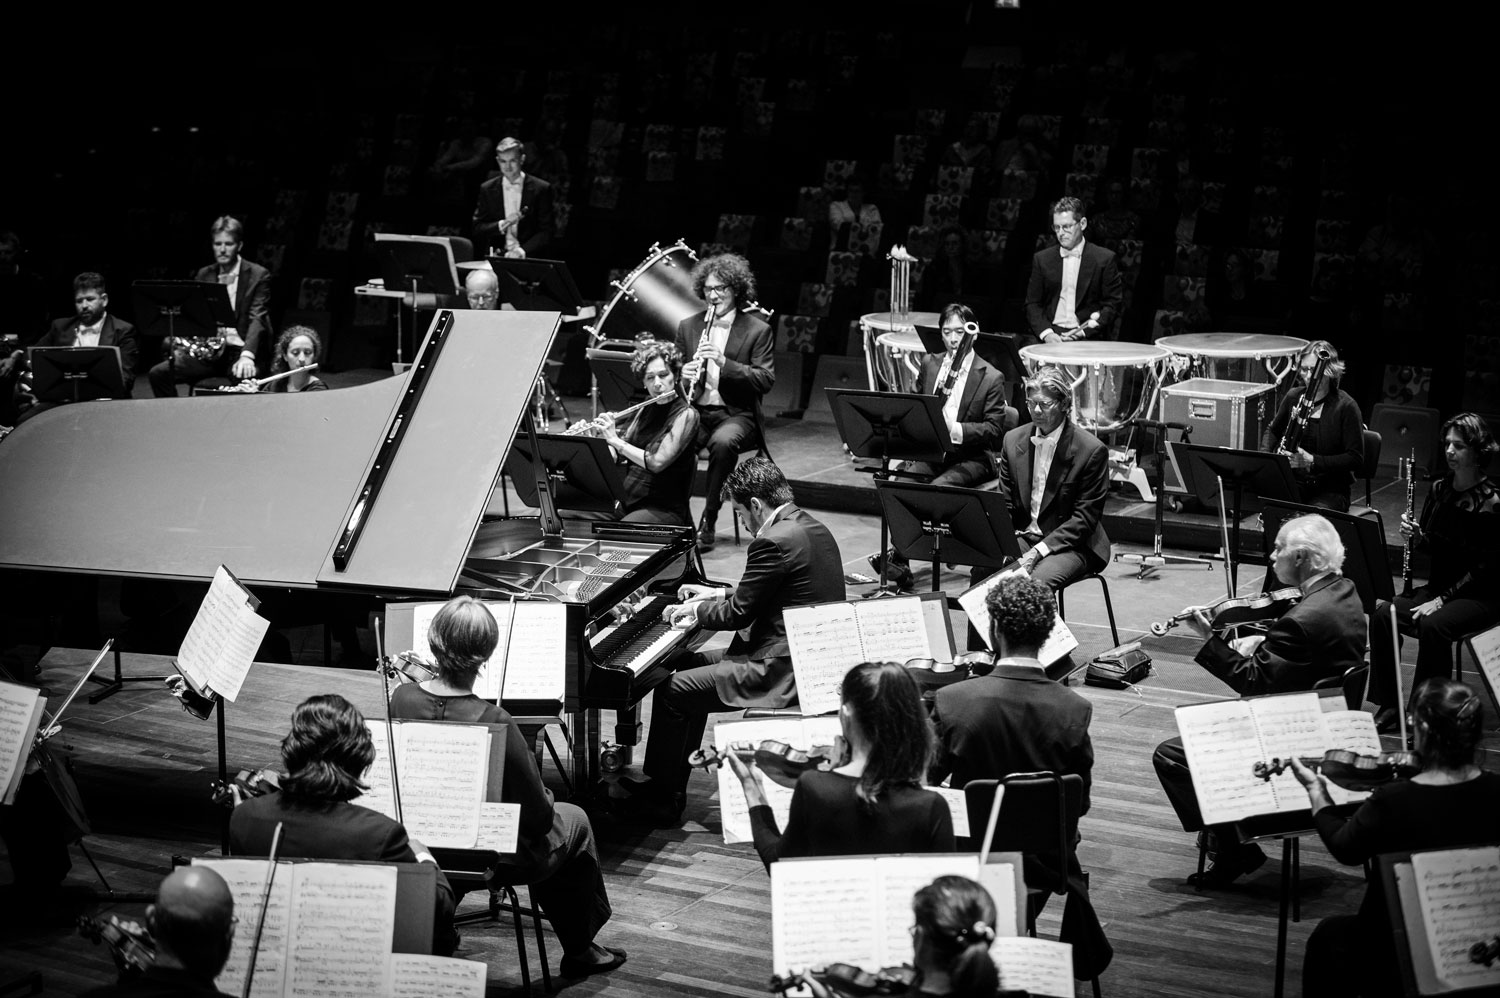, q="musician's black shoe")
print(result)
[1186,843,1267,888]
[867,551,914,591]
[560,945,628,978]
[697,511,718,550]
